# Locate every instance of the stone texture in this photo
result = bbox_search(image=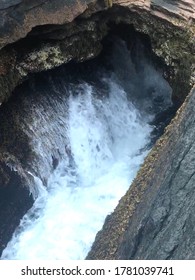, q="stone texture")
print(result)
[0,0,99,49]
[114,0,195,22]
[0,0,194,104]
[87,86,195,260]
